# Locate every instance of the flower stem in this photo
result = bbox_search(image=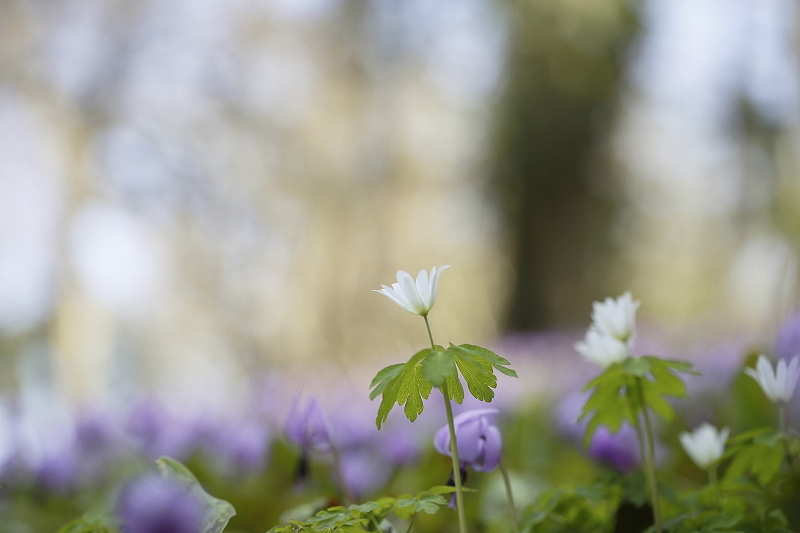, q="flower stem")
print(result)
[442,383,468,533]
[422,314,468,533]
[635,376,662,533]
[708,465,720,508]
[423,315,435,348]
[499,457,519,533]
